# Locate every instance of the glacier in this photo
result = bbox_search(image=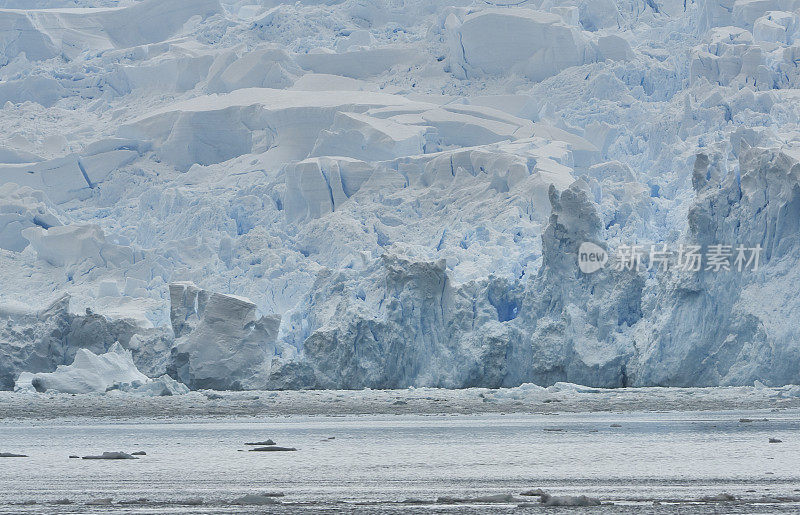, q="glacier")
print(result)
[1,0,800,391]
